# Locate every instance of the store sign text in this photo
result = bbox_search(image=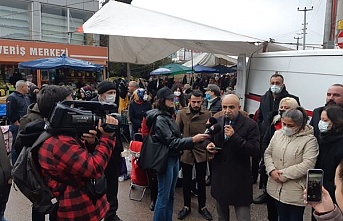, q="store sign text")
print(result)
[0,45,69,57]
